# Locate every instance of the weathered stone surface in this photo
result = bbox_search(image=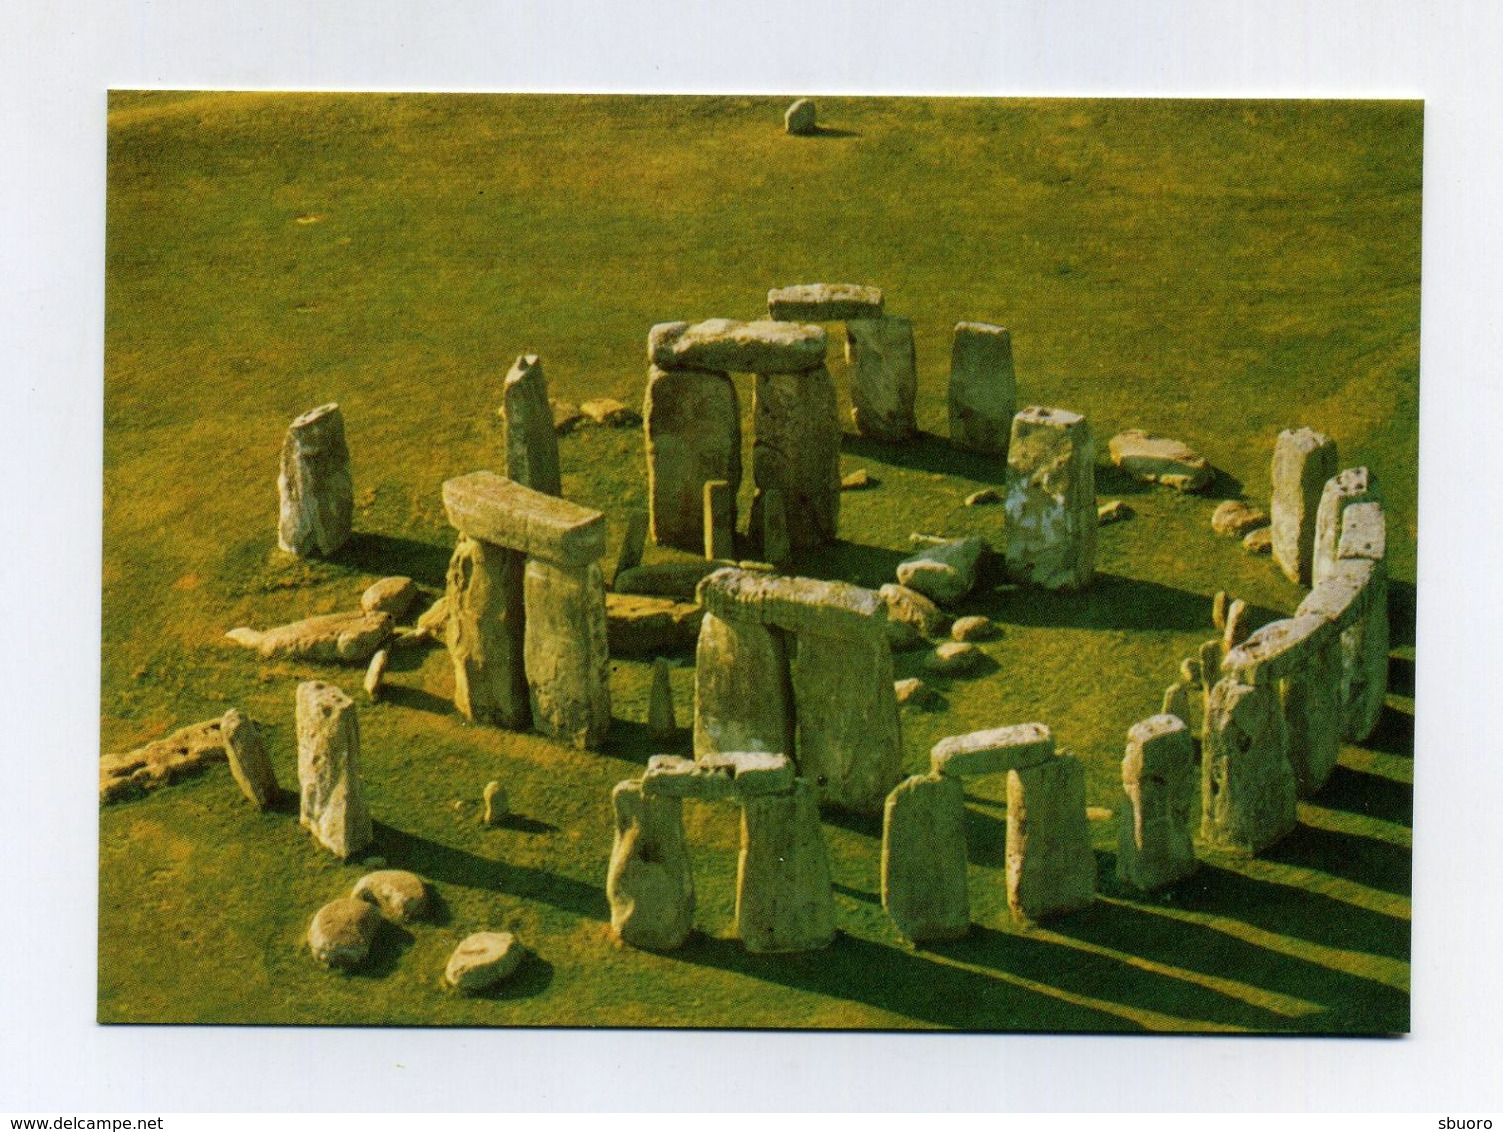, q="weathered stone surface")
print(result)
[1222,598,1252,651]
[363,648,388,702]
[1335,517,1389,743]
[551,399,584,434]
[1338,500,1387,564]
[308,897,382,970]
[580,397,640,427]
[788,629,904,814]
[880,583,949,640]
[445,931,525,992]
[768,283,883,322]
[1313,466,1381,585]
[1212,501,1270,538]
[644,364,741,553]
[100,718,228,804]
[1223,614,1335,686]
[922,641,984,675]
[1271,427,1338,585]
[607,780,694,952]
[361,576,419,619]
[750,364,841,550]
[759,487,791,565]
[841,468,877,490]
[1179,656,1203,687]
[1212,590,1230,632]
[882,773,969,943]
[645,752,795,798]
[225,610,392,664]
[614,560,721,600]
[446,534,530,729]
[649,657,676,741]
[949,322,1016,456]
[614,509,650,586]
[482,780,508,826]
[931,723,1054,778]
[502,354,562,496]
[896,537,986,605]
[965,487,1002,507]
[442,472,606,567]
[278,403,353,557]
[523,559,611,749]
[221,709,278,809]
[1243,528,1273,555]
[951,615,998,642]
[701,480,735,561]
[784,98,817,135]
[693,611,794,757]
[735,779,836,953]
[414,594,451,641]
[1162,683,1191,729]
[846,316,917,442]
[1108,429,1212,492]
[296,682,374,860]
[605,593,701,656]
[1201,678,1296,854]
[1297,557,1375,633]
[1117,716,1197,891]
[352,869,430,923]
[1097,500,1133,525]
[1006,755,1096,923]
[699,567,887,639]
[1278,621,1344,796]
[894,677,937,707]
[1004,407,1096,591]
[650,319,828,375]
